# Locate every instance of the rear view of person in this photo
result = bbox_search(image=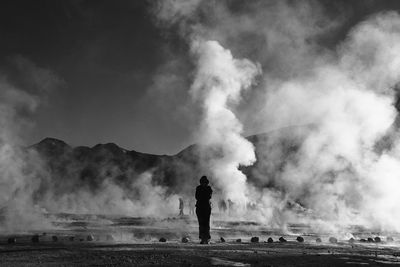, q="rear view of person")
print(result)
[195,175,213,244]
[189,198,195,215]
[179,197,184,216]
